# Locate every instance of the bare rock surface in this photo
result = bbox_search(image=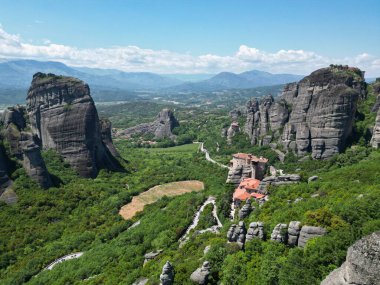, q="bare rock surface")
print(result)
[119,108,179,140]
[287,221,302,246]
[281,66,365,159]
[246,221,265,241]
[244,66,366,159]
[160,261,174,285]
[371,80,380,148]
[1,105,52,188]
[144,250,163,265]
[190,261,211,285]
[298,226,326,247]
[271,223,288,243]
[245,95,289,145]
[26,73,122,178]
[227,221,246,248]
[321,231,380,285]
[238,199,253,219]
